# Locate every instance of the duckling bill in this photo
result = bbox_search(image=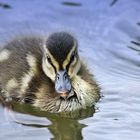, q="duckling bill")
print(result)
[0,32,100,113]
